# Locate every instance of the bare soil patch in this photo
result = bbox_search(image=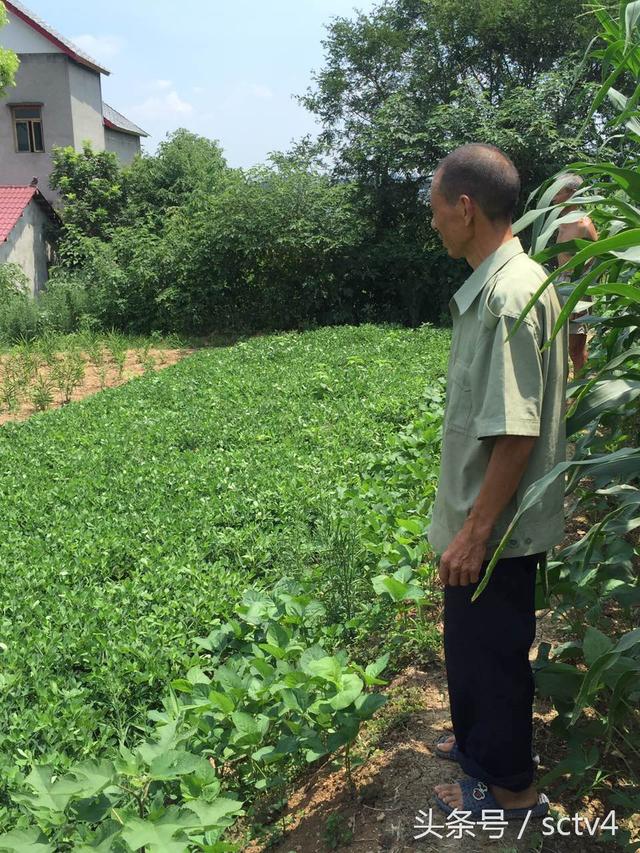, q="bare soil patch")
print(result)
[0,347,196,426]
